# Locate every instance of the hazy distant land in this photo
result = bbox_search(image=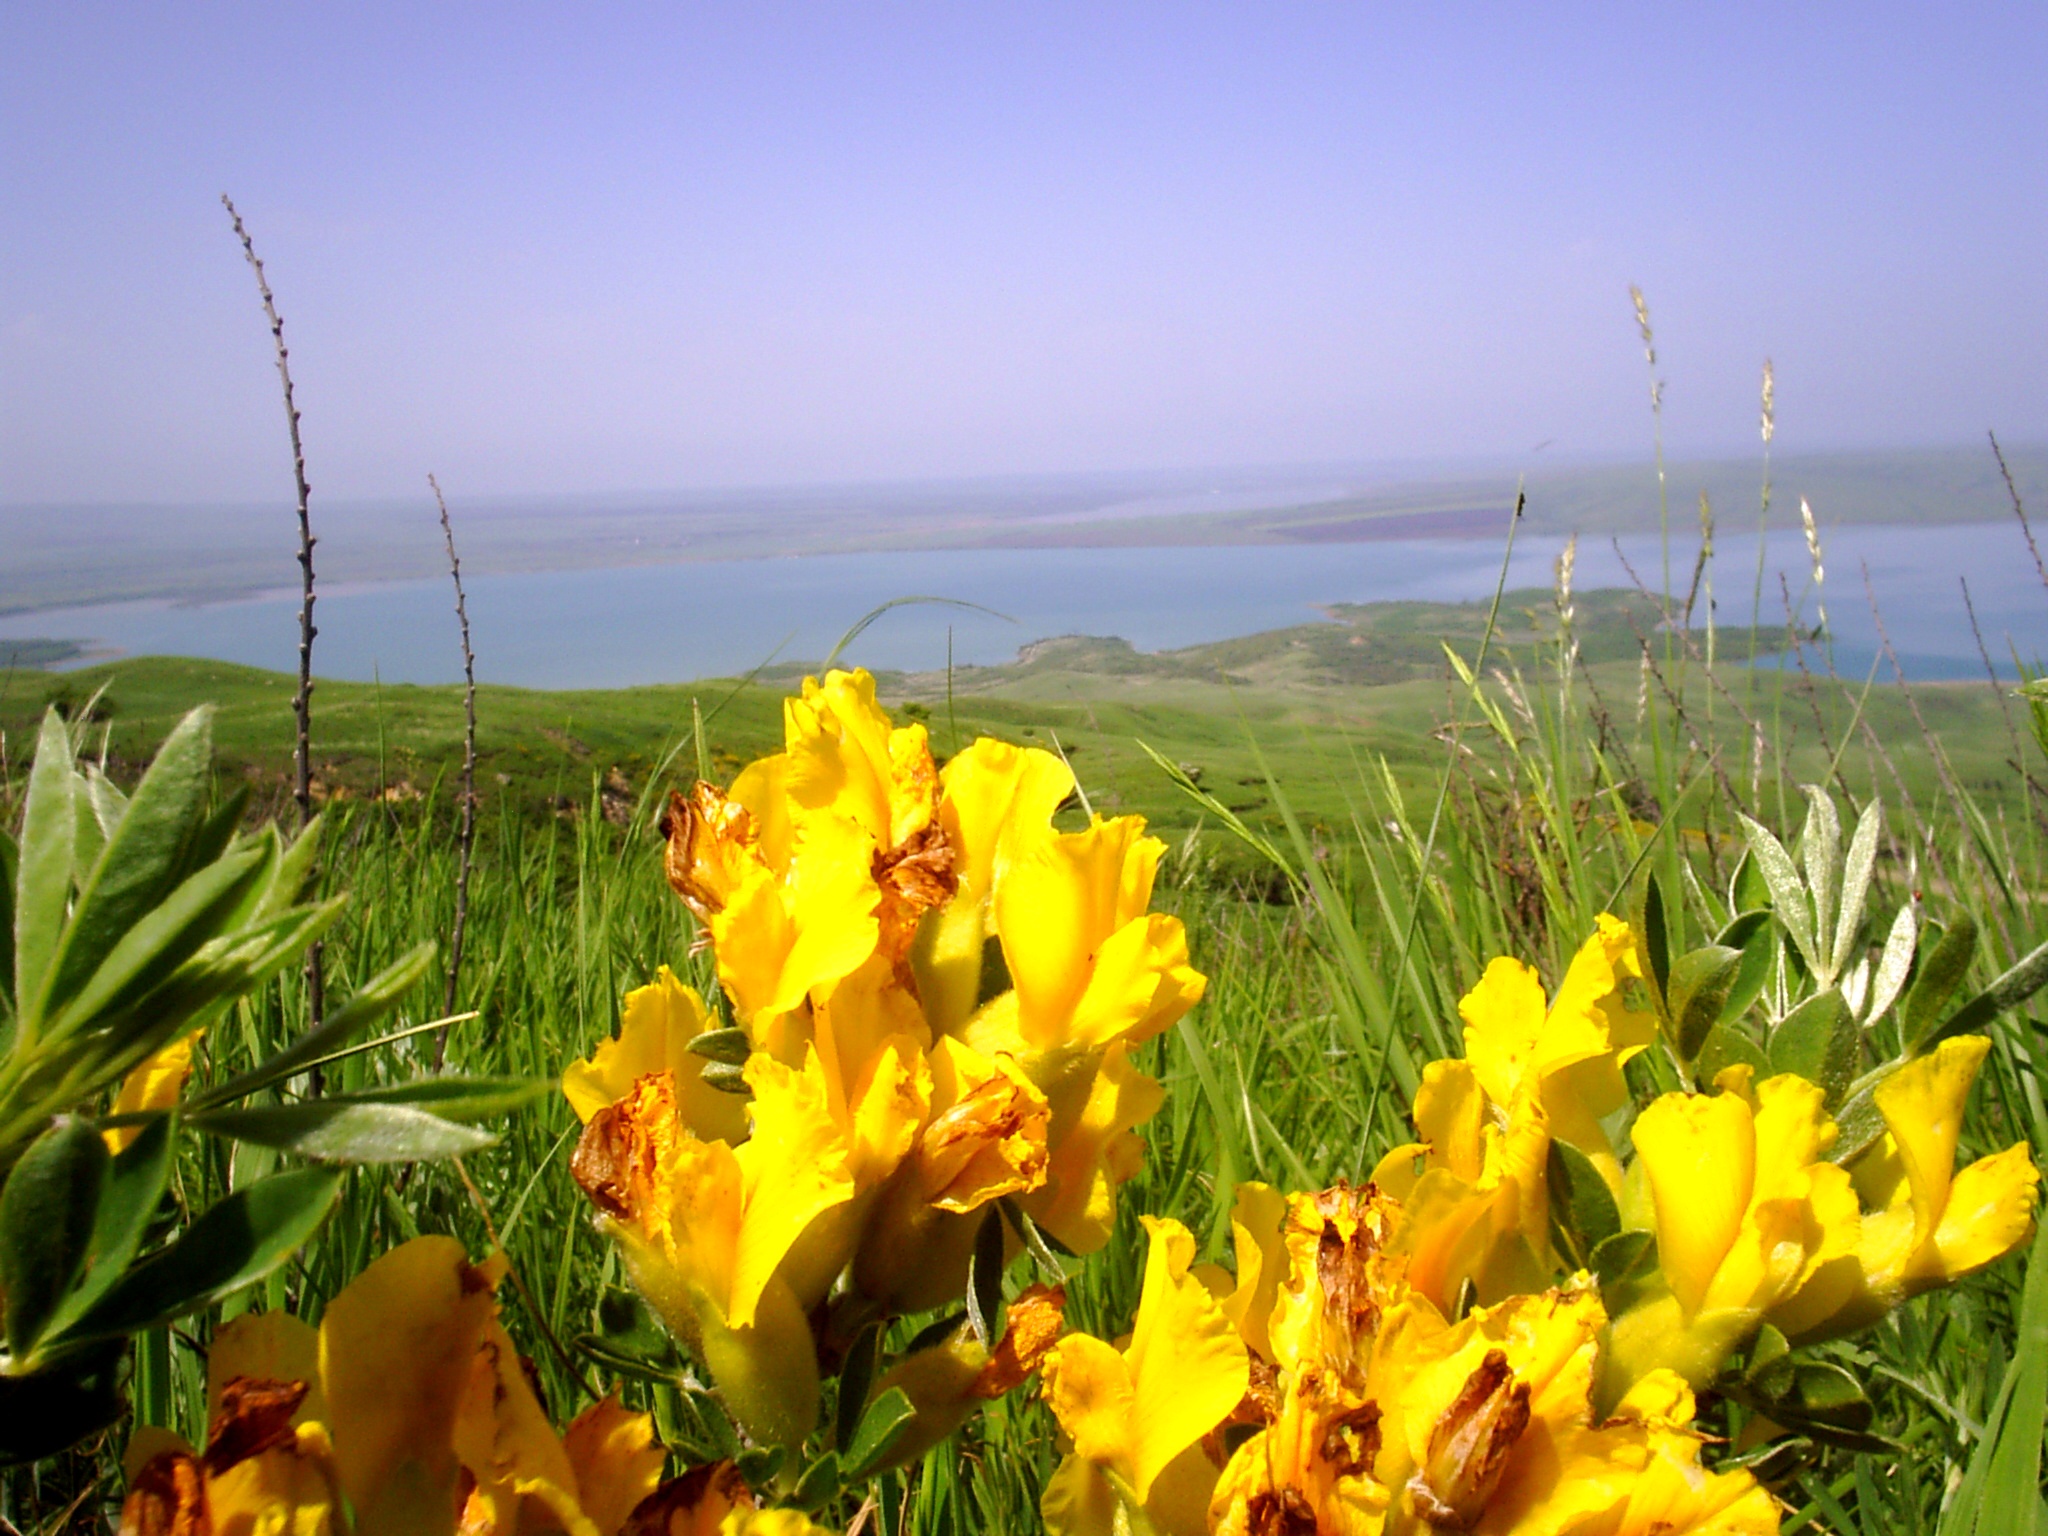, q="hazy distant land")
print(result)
[1,444,2040,619]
